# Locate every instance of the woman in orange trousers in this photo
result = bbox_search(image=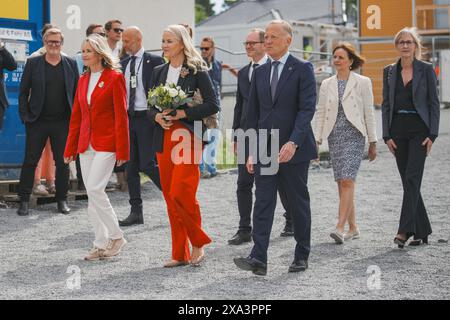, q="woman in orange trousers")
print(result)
[148,25,219,267]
